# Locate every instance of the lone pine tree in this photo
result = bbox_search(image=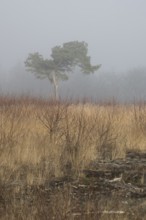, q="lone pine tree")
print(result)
[25,41,101,99]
